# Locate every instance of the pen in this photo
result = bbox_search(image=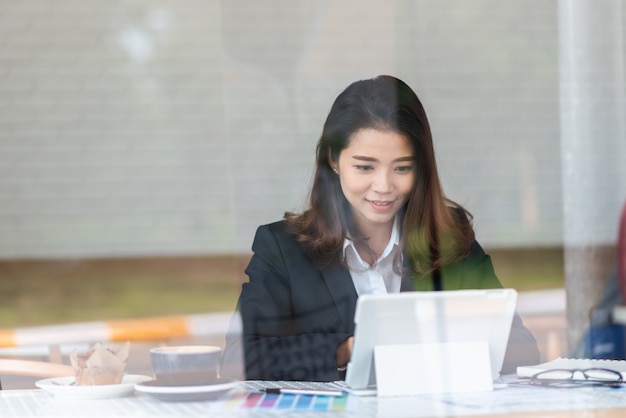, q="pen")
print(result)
[264,387,344,397]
